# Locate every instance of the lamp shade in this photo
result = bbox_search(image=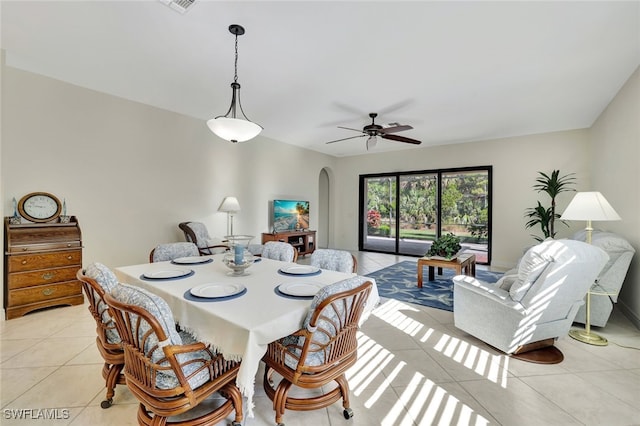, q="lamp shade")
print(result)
[561,192,621,221]
[207,117,262,143]
[218,196,241,213]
